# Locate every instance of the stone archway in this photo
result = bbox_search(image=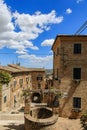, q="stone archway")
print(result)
[31,92,42,103]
